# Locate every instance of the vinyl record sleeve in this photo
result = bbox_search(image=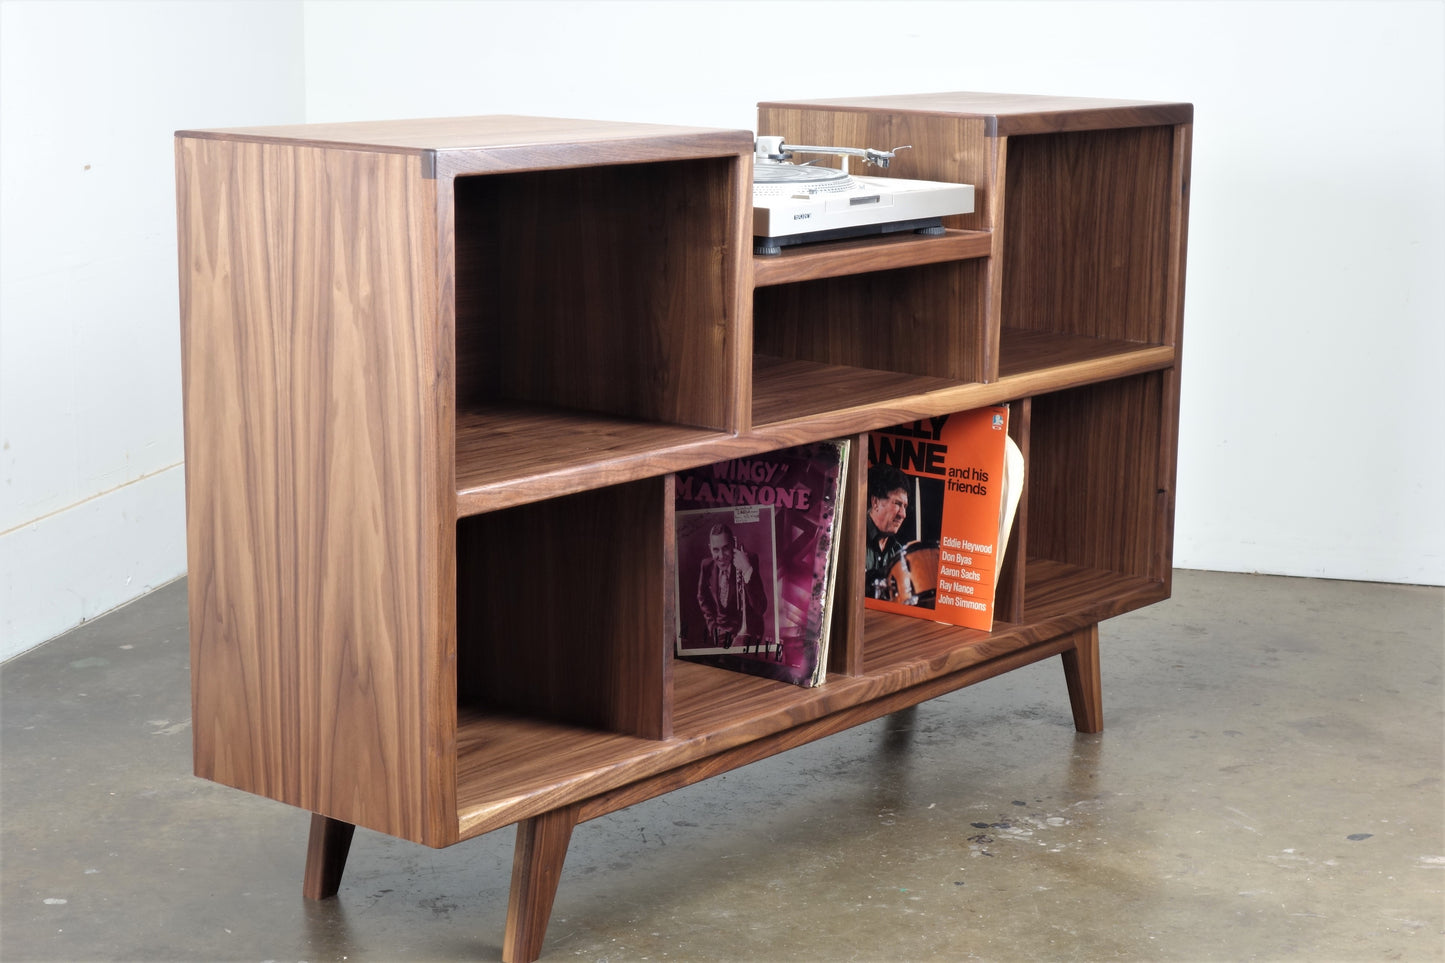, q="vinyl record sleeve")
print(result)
[672,440,849,687]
